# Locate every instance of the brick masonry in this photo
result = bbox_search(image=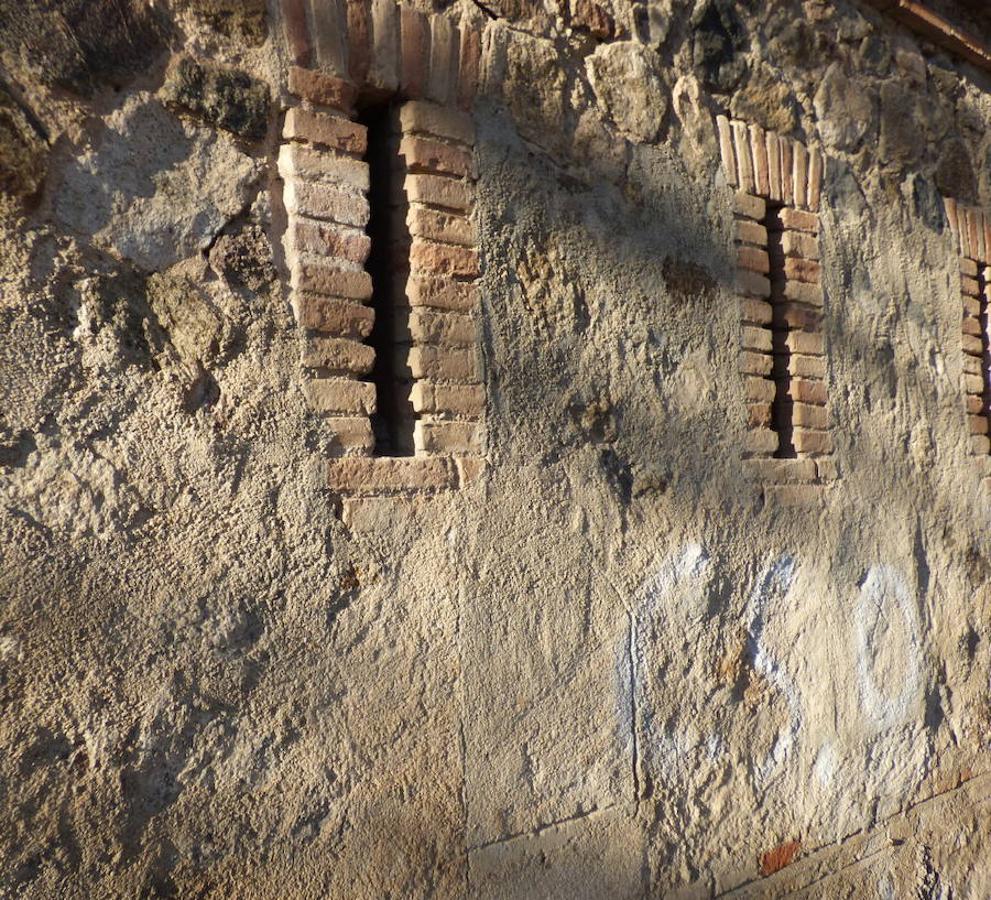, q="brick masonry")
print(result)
[716,115,834,498]
[277,0,484,497]
[943,198,991,486]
